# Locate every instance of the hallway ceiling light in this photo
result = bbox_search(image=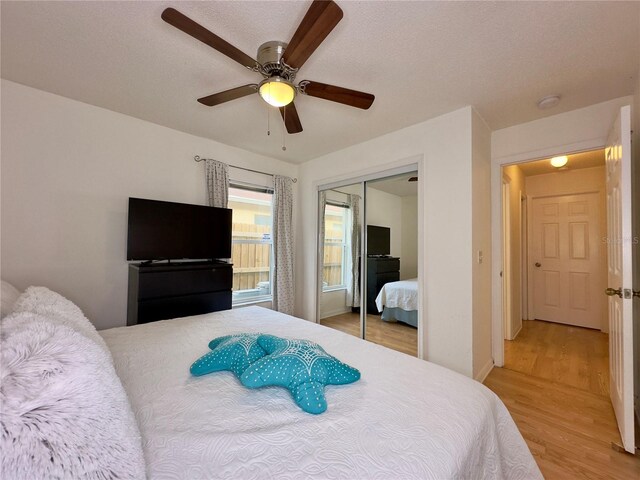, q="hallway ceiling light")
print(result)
[550,155,568,168]
[537,95,561,110]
